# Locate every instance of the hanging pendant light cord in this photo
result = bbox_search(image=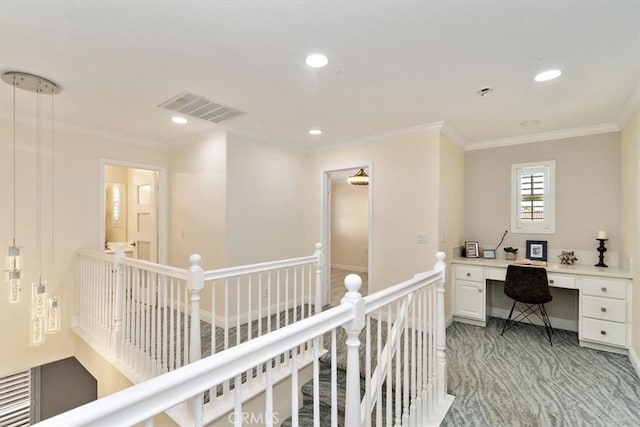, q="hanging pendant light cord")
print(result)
[37,85,42,283]
[50,89,55,294]
[12,78,17,247]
